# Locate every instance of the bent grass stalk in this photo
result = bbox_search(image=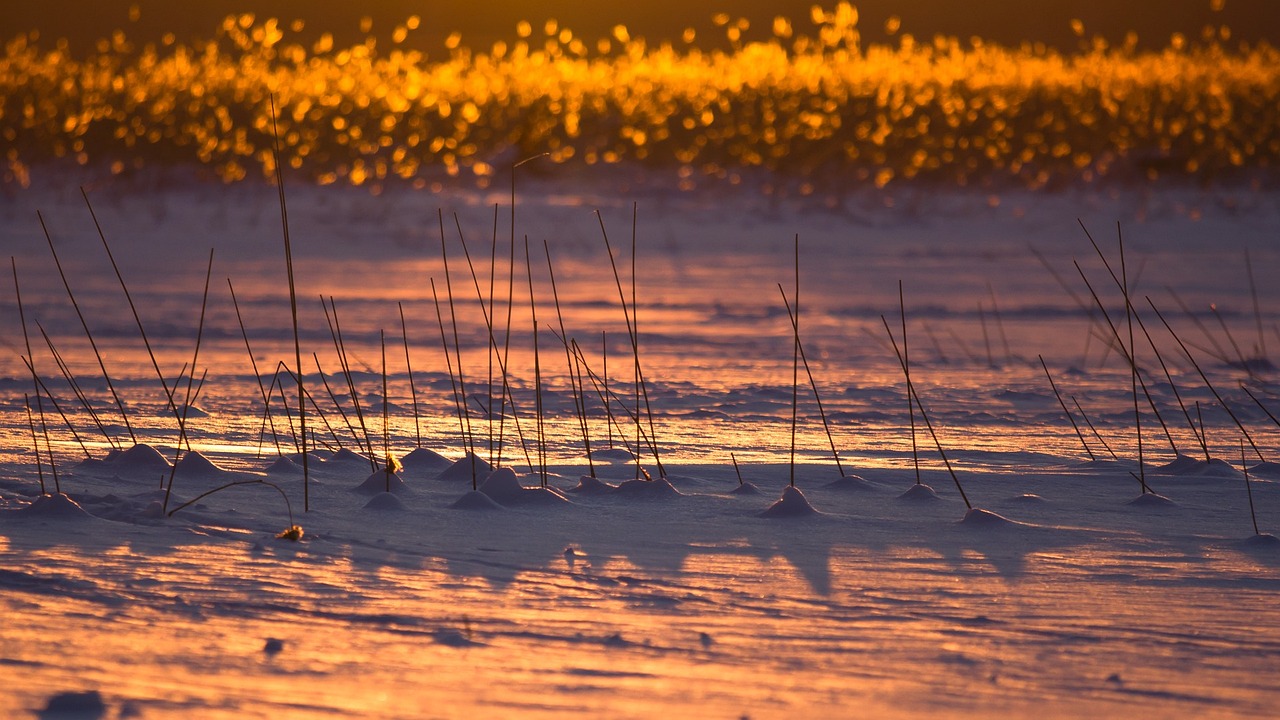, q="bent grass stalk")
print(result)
[82,187,181,422]
[568,337,636,459]
[399,303,422,448]
[438,210,477,483]
[24,394,46,494]
[545,238,594,478]
[1148,298,1267,463]
[431,279,468,479]
[1073,260,1162,491]
[555,330,649,459]
[1241,439,1261,536]
[33,324,102,452]
[1135,306,1210,460]
[163,248,214,514]
[168,478,301,540]
[39,323,117,449]
[881,315,972,510]
[452,212,535,472]
[596,209,665,479]
[381,329,391,492]
[229,279,284,457]
[20,356,92,460]
[325,296,376,469]
[778,284,845,477]
[901,282,922,484]
[1072,395,1120,461]
[790,235,799,488]
[1040,355,1095,461]
[524,239,546,484]
[38,212,136,445]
